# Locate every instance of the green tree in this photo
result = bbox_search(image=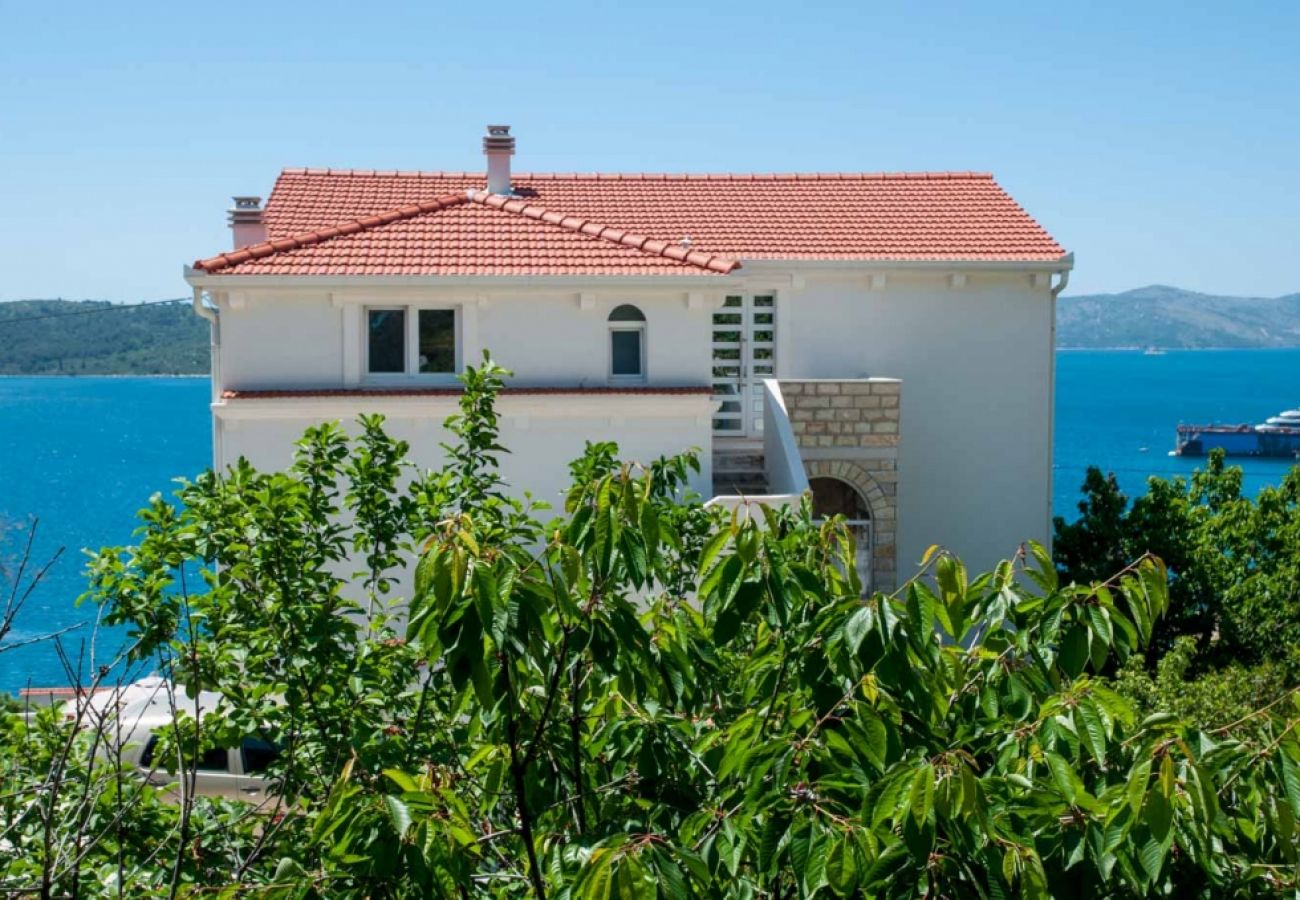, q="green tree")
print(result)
[1055,453,1300,671]
[5,357,1300,896]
